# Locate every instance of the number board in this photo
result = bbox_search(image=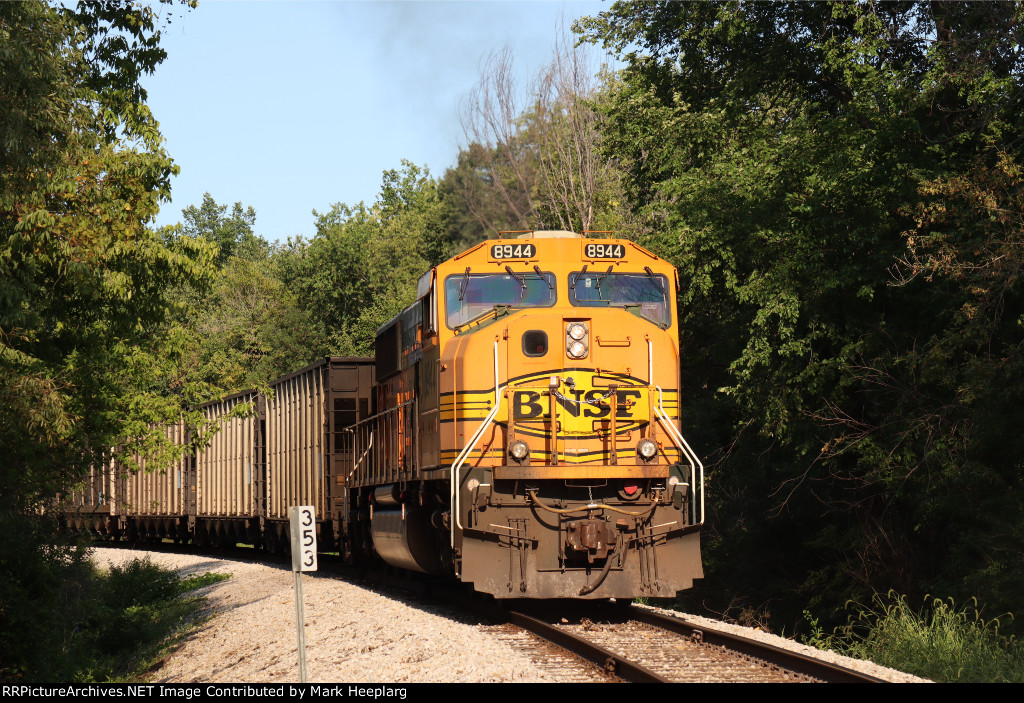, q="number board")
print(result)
[489,243,537,261]
[584,242,626,259]
[289,505,318,572]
